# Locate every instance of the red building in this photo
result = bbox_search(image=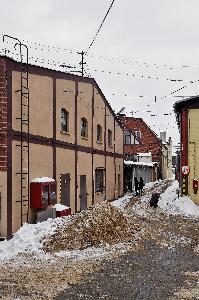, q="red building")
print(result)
[120,116,163,178]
